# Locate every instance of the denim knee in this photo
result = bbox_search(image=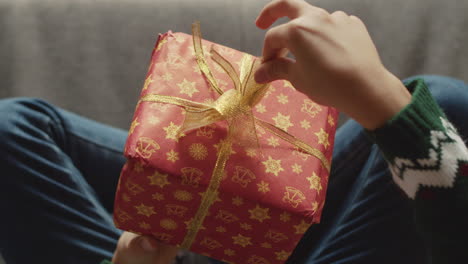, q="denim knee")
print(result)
[0,97,62,149]
[404,75,468,139]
